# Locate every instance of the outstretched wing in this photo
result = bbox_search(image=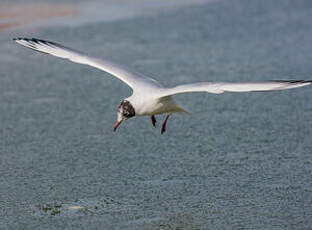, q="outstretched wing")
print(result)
[14,38,161,91]
[158,80,312,97]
